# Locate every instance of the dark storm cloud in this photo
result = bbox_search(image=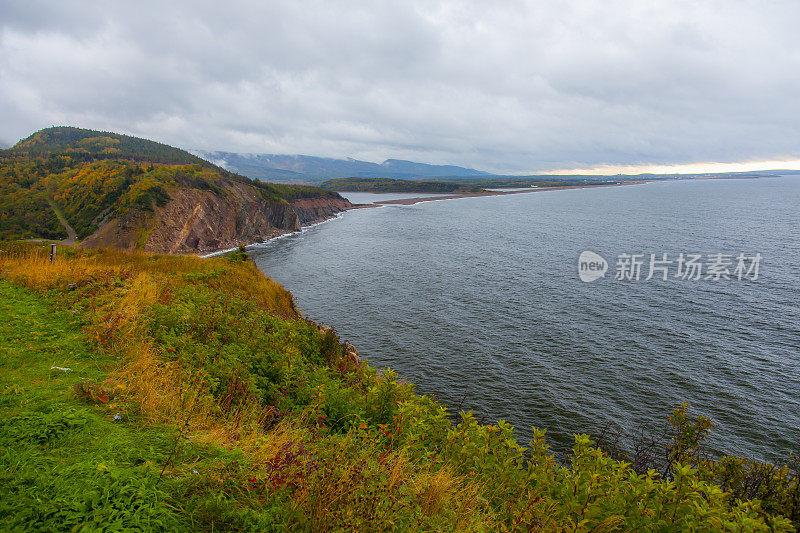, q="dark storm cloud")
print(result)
[2,0,799,172]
